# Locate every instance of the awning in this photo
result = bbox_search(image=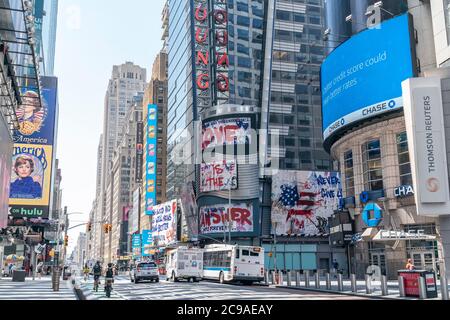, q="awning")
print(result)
[361,227,379,241]
[372,230,437,242]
